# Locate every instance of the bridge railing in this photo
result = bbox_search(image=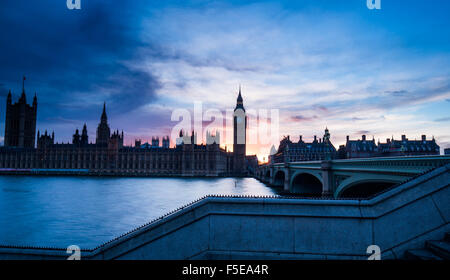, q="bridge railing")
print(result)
[259,155,450,170]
